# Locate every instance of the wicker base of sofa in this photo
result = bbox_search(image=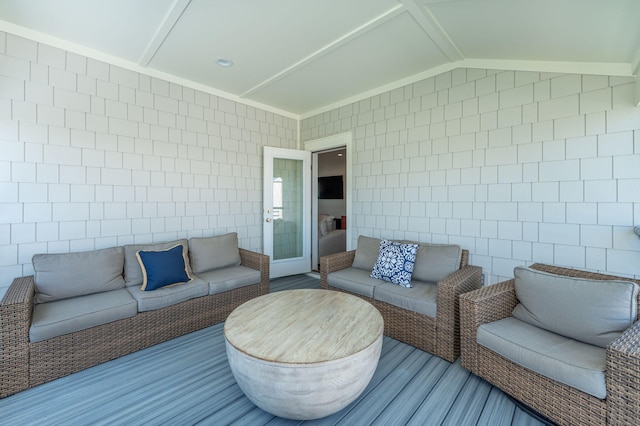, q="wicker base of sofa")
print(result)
[28,283,263,389]
[323,284,444,359]
[476,345,606,426]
